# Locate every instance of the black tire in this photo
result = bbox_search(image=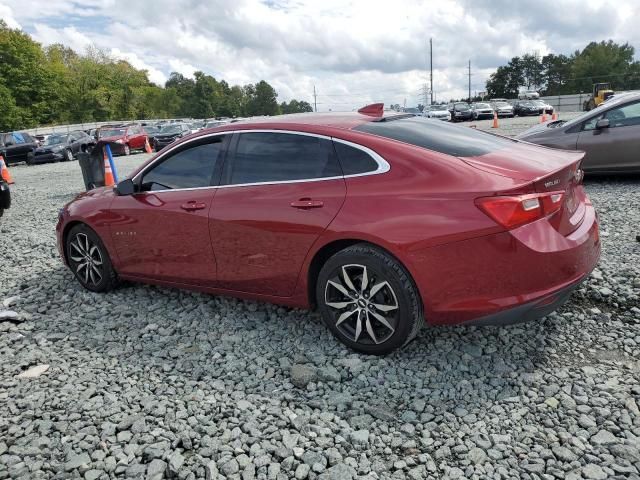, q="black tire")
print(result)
[66,224,118,292]
[123,144,131,156]
[316,243,423,355]
[64,149,73,162]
